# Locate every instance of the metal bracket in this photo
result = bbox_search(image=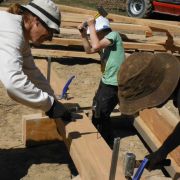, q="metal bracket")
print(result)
[109,137,121,180]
